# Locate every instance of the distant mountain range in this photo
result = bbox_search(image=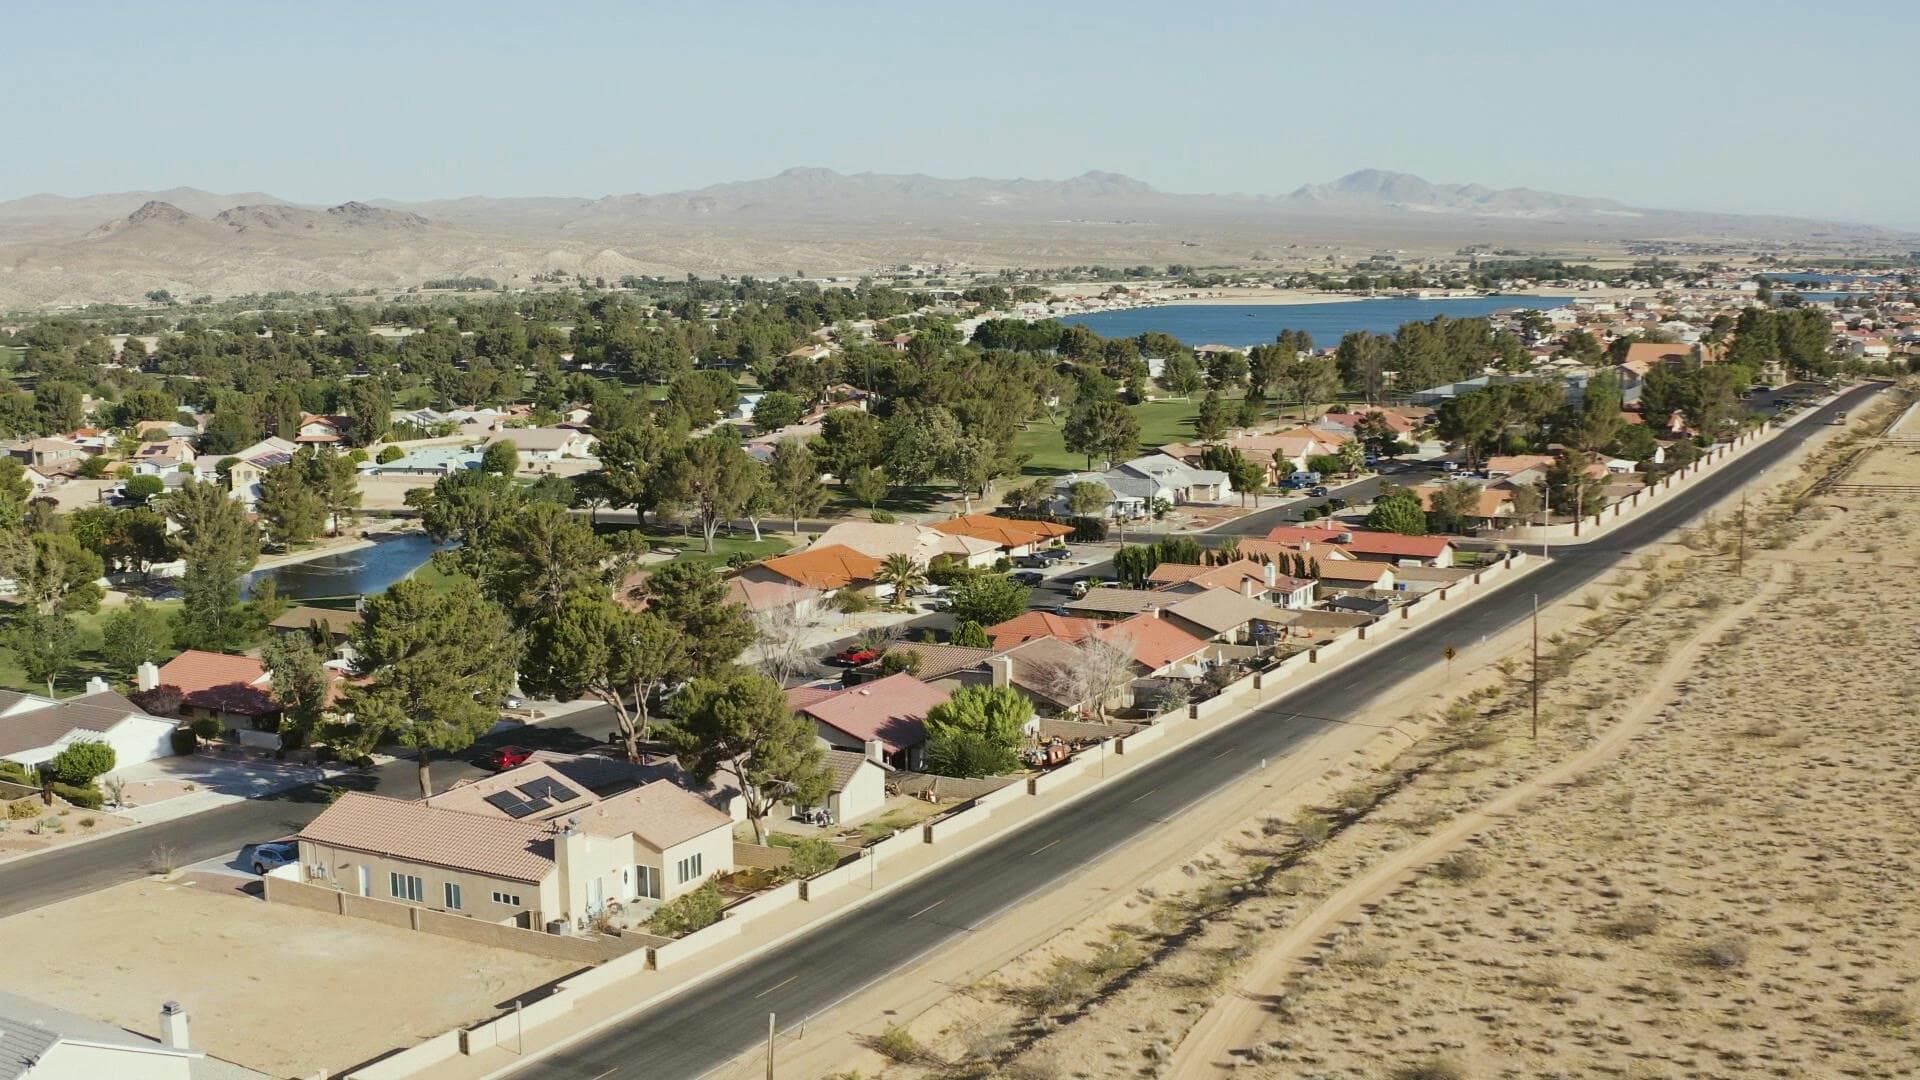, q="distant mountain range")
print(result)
[0,168,1911,308]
